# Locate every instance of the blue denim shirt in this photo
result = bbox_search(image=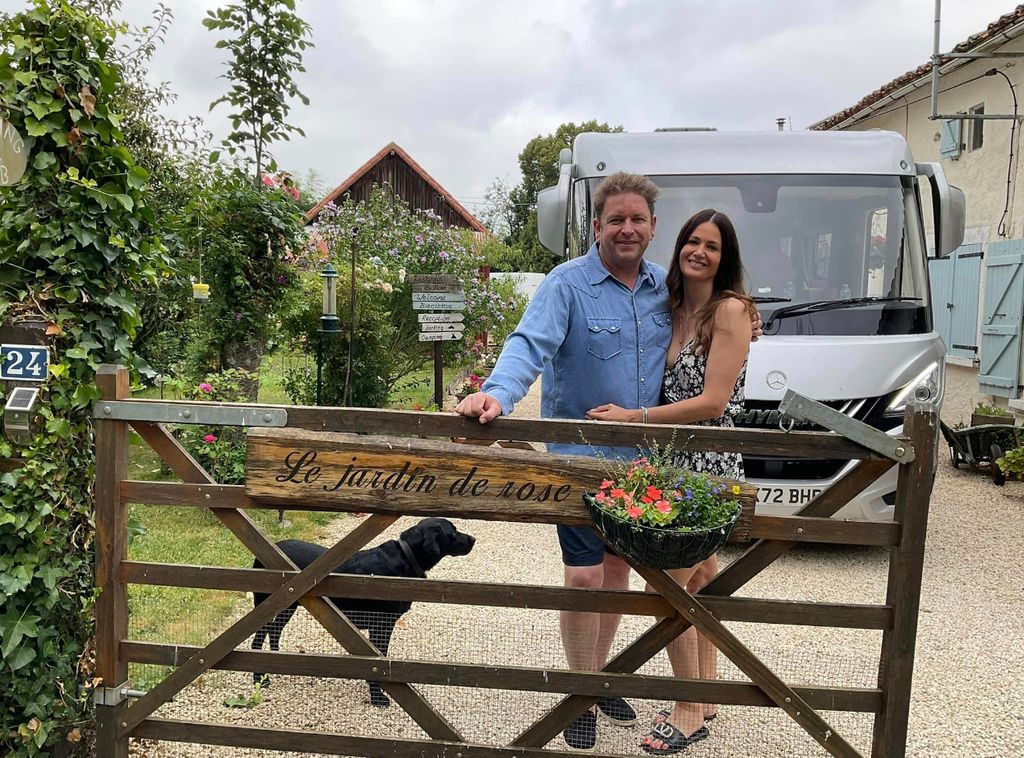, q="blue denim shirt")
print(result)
[482,244,670,458]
